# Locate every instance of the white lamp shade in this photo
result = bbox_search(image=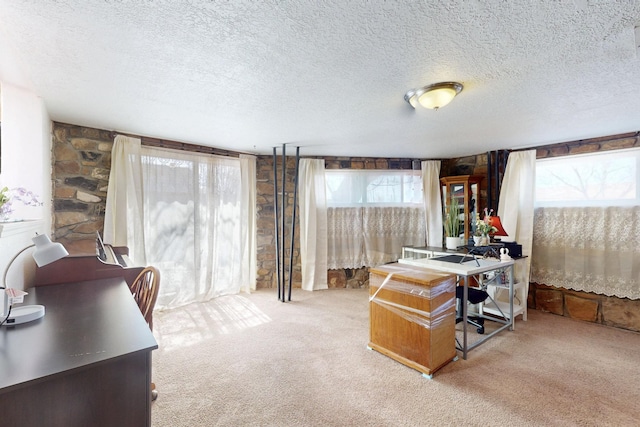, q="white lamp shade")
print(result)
[417,86,458,109]
[405,82,463,110]
[32,234,69,267]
